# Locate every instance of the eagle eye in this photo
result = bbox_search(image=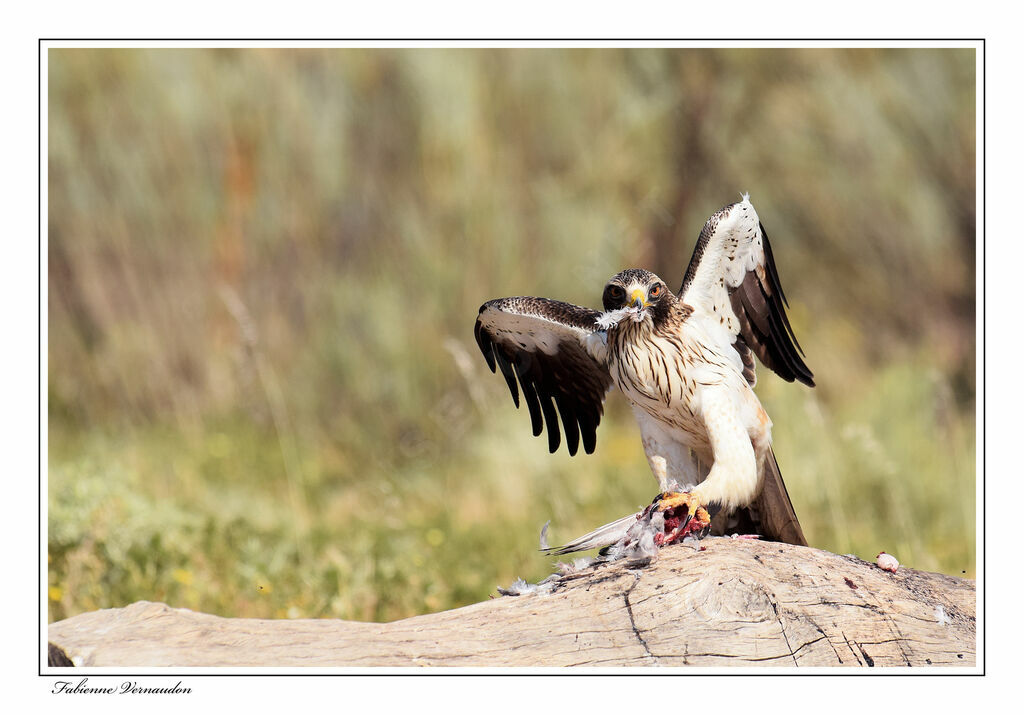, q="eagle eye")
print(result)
[649,284,663,299]
[608,285,624,299]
